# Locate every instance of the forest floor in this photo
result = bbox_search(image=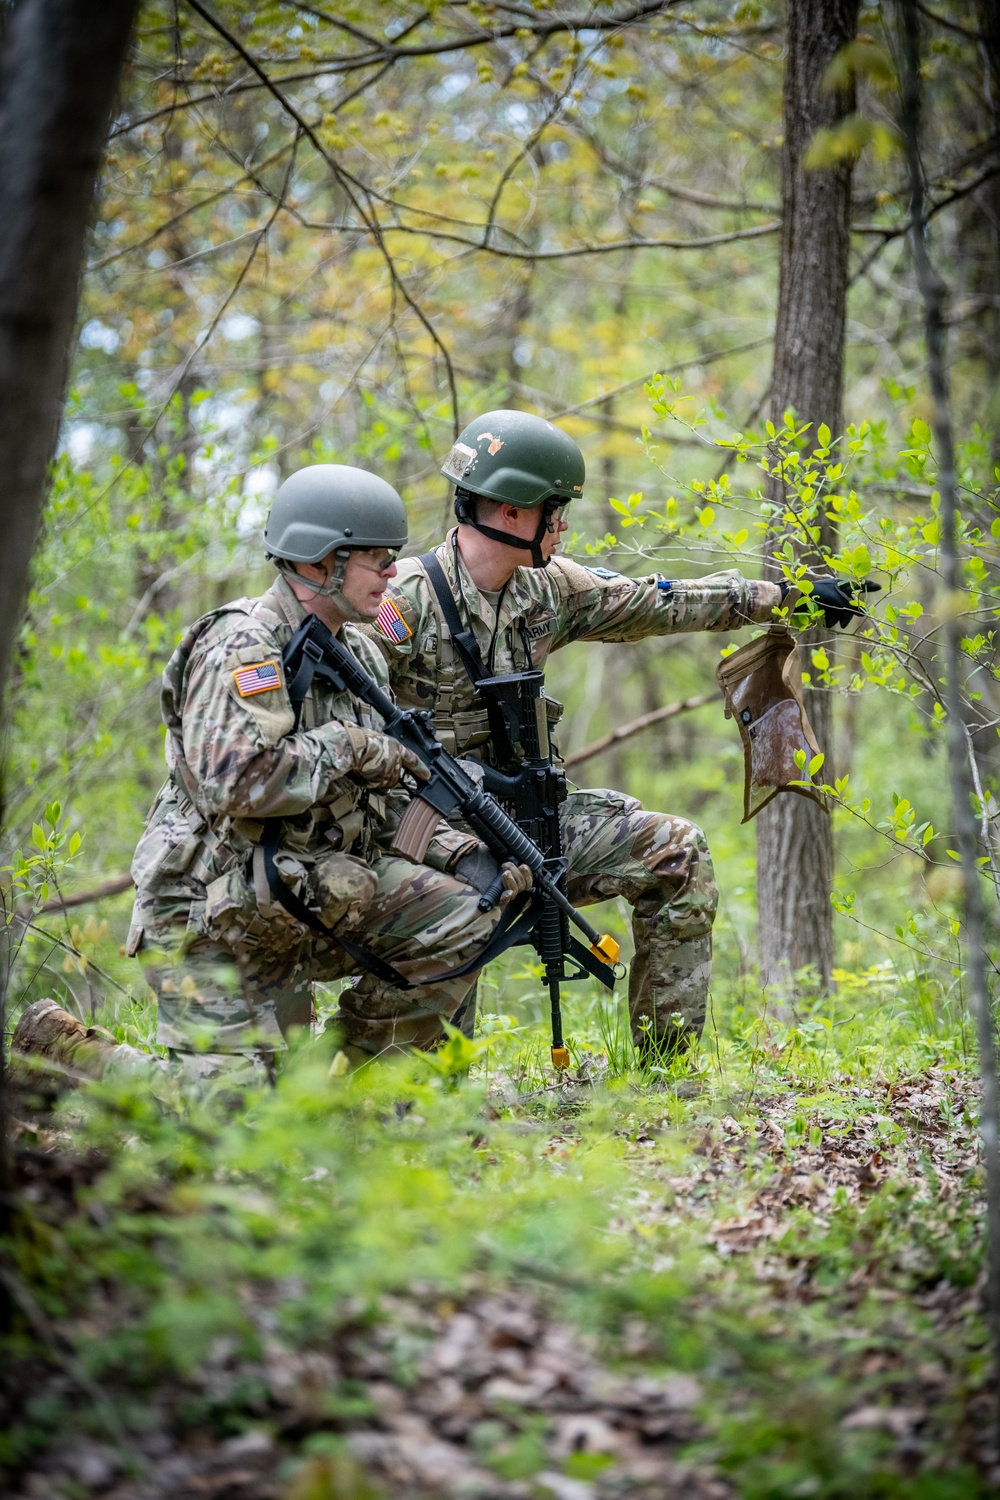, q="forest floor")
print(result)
[1,969,997,1500]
